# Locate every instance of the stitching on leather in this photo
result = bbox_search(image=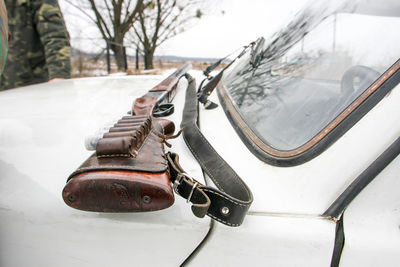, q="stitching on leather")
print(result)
[196,124,250,197]
[136,129,153,154]
[207,212,239,227]
[182,133,225,191]
[97,154,131,158]
[191,130,228,189]
[97,118,155,158]
[183,126,251,200]
[75,130,166,173]
[74,164,166,173]
[202,188,248,207]
[182,92,250,198]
